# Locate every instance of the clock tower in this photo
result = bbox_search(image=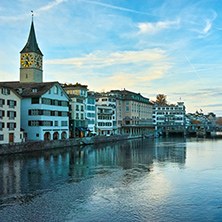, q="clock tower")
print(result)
[20,19,43,83]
